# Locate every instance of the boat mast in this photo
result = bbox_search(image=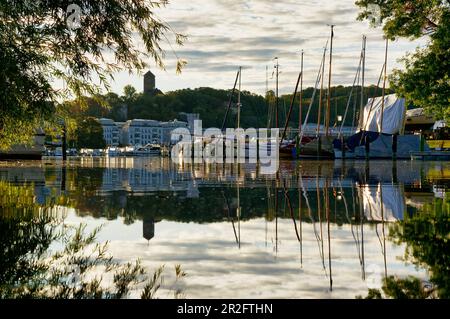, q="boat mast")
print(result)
[299,50,304,135]
[221,70,240,132]
[266,65,270,129]
[275,57,279,128]
[237,66,242,129]
[325,25,335,137]
[317,47,326,136]
[359,35,366,130]
[281,67,302,143]
[380,38,389,133]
